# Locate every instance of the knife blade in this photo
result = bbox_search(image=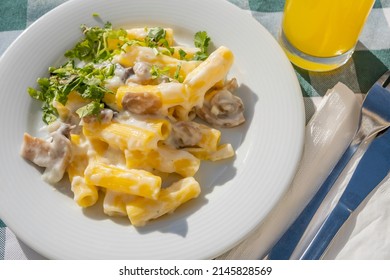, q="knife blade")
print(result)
[299,127,390,259]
